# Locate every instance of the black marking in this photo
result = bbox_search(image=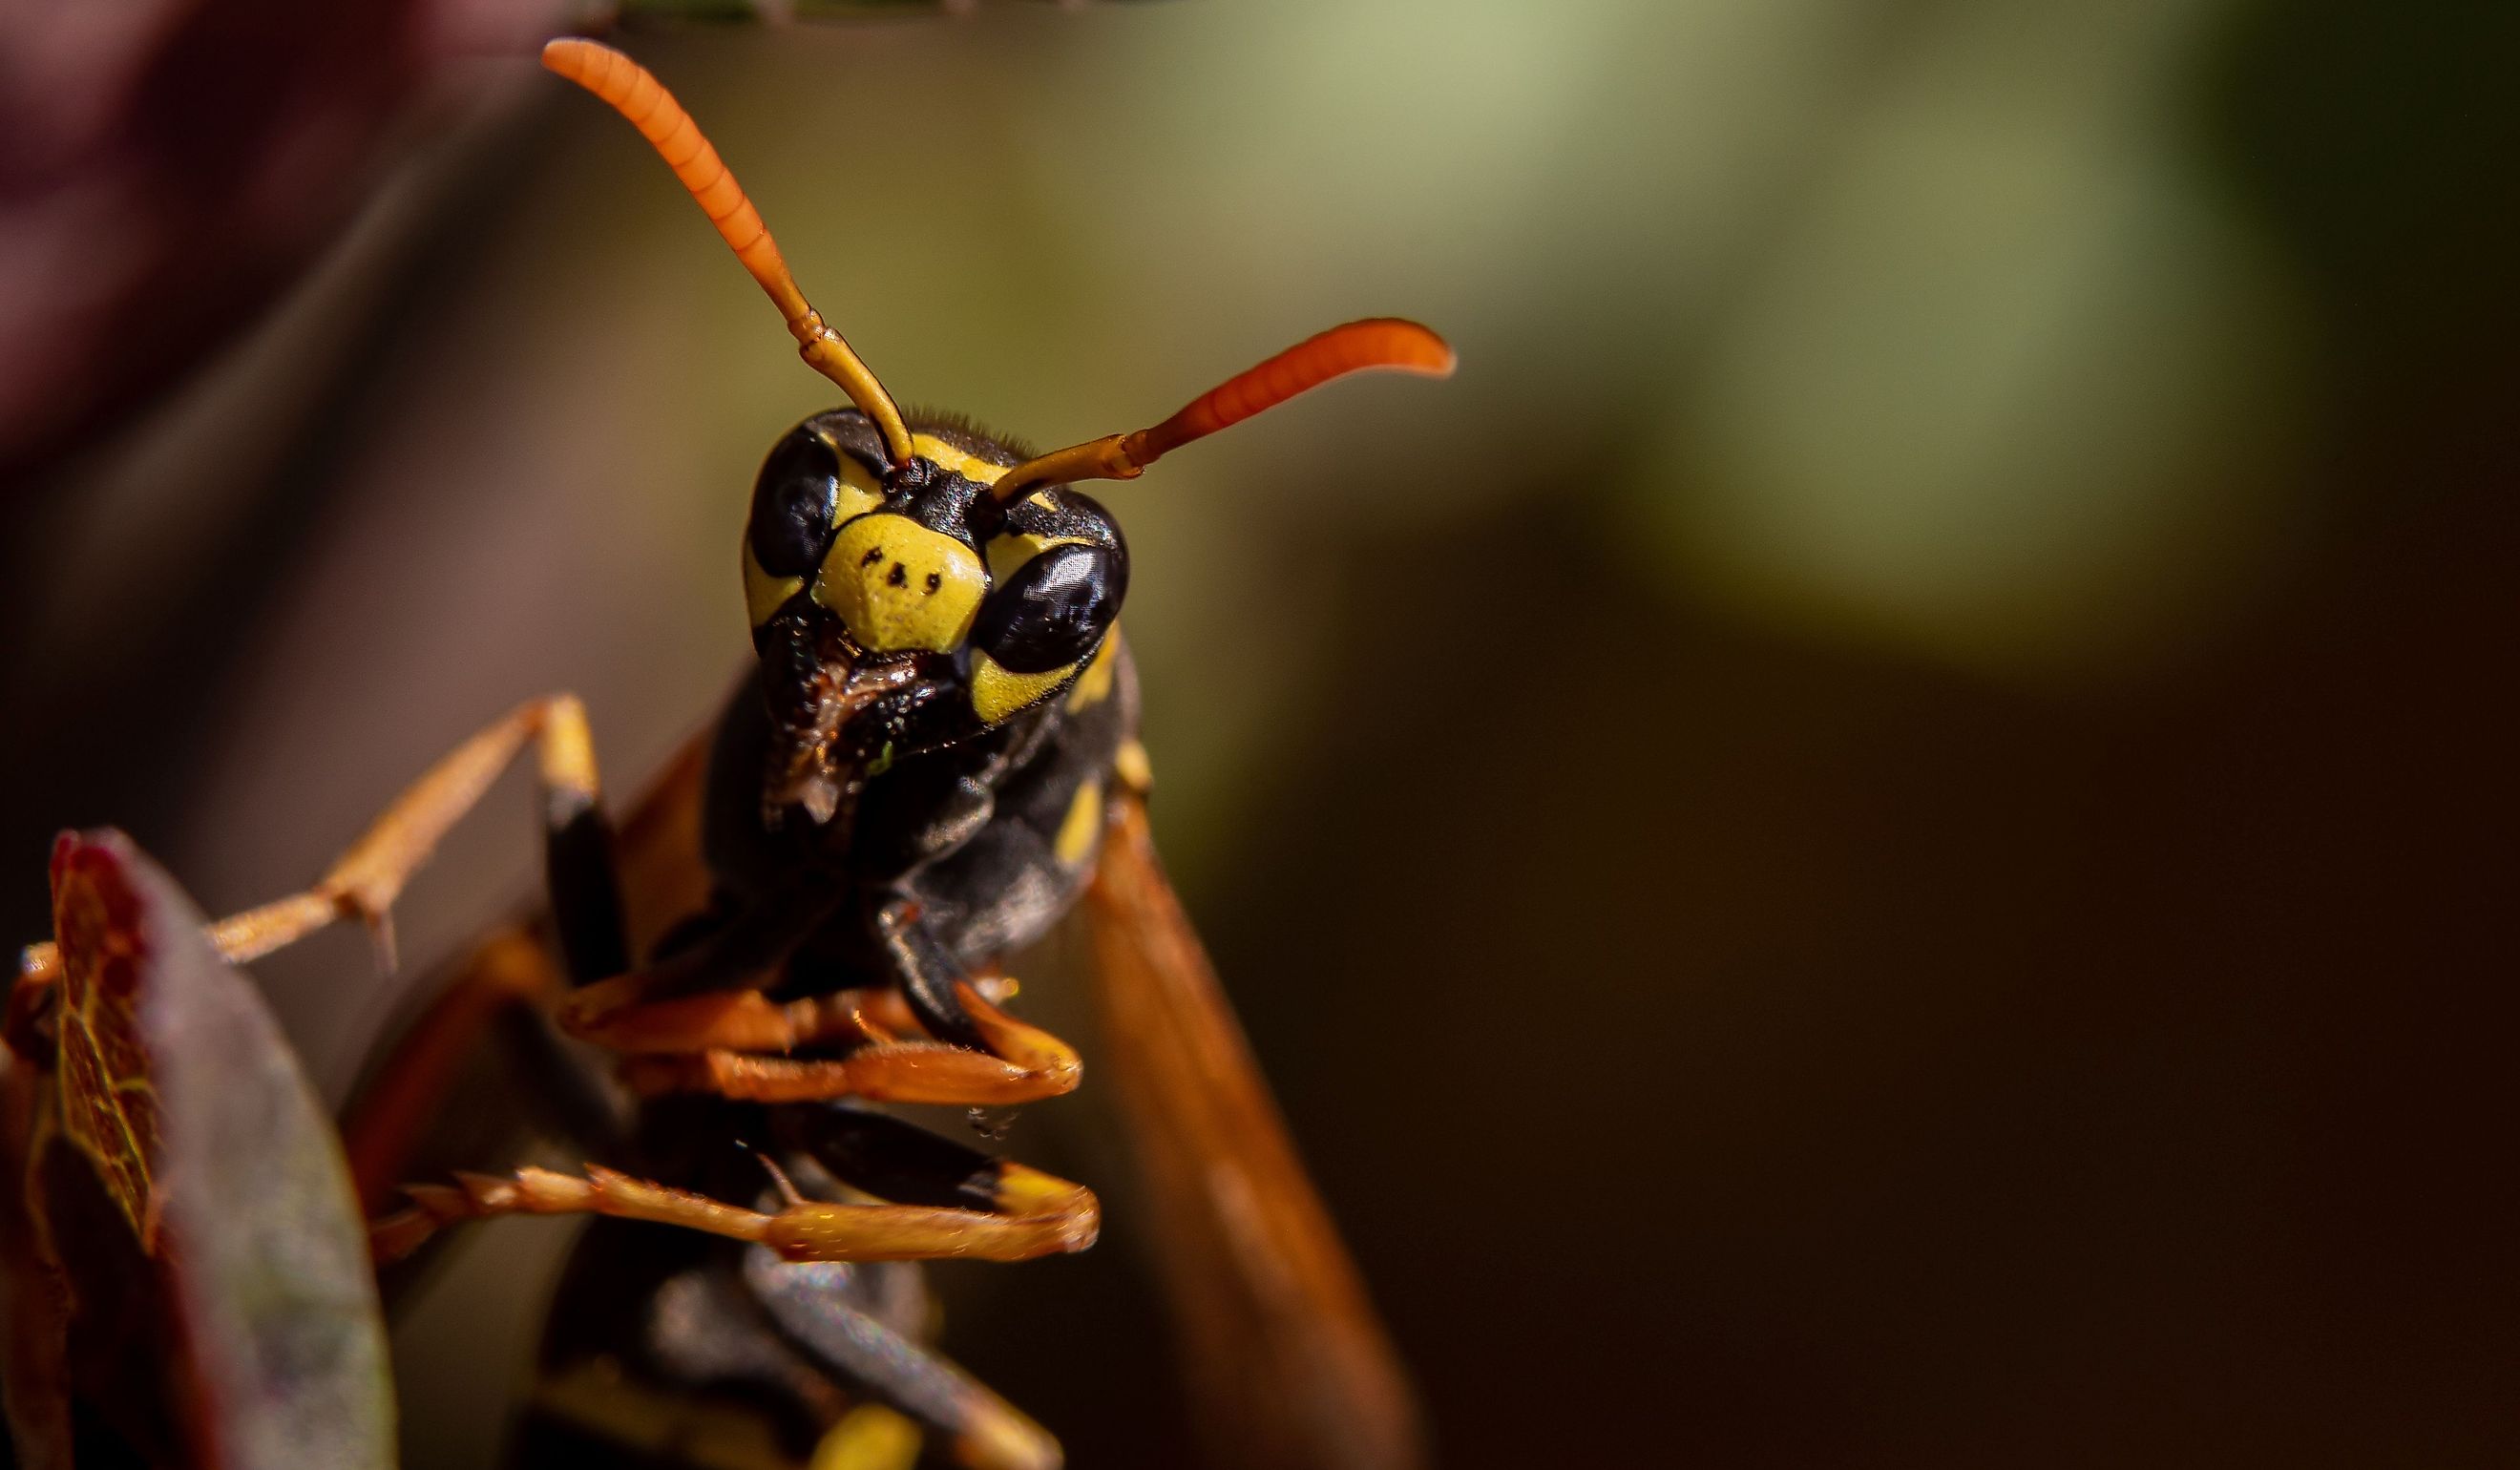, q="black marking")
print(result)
[886,562,909,588]
[887,454,942,499]
[896,469,990,544]
[546,806,629,987]
[778,1105,1003,1213]
[880,902,988,1050]
[924,573,942,595]
[998,486,1127,559]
